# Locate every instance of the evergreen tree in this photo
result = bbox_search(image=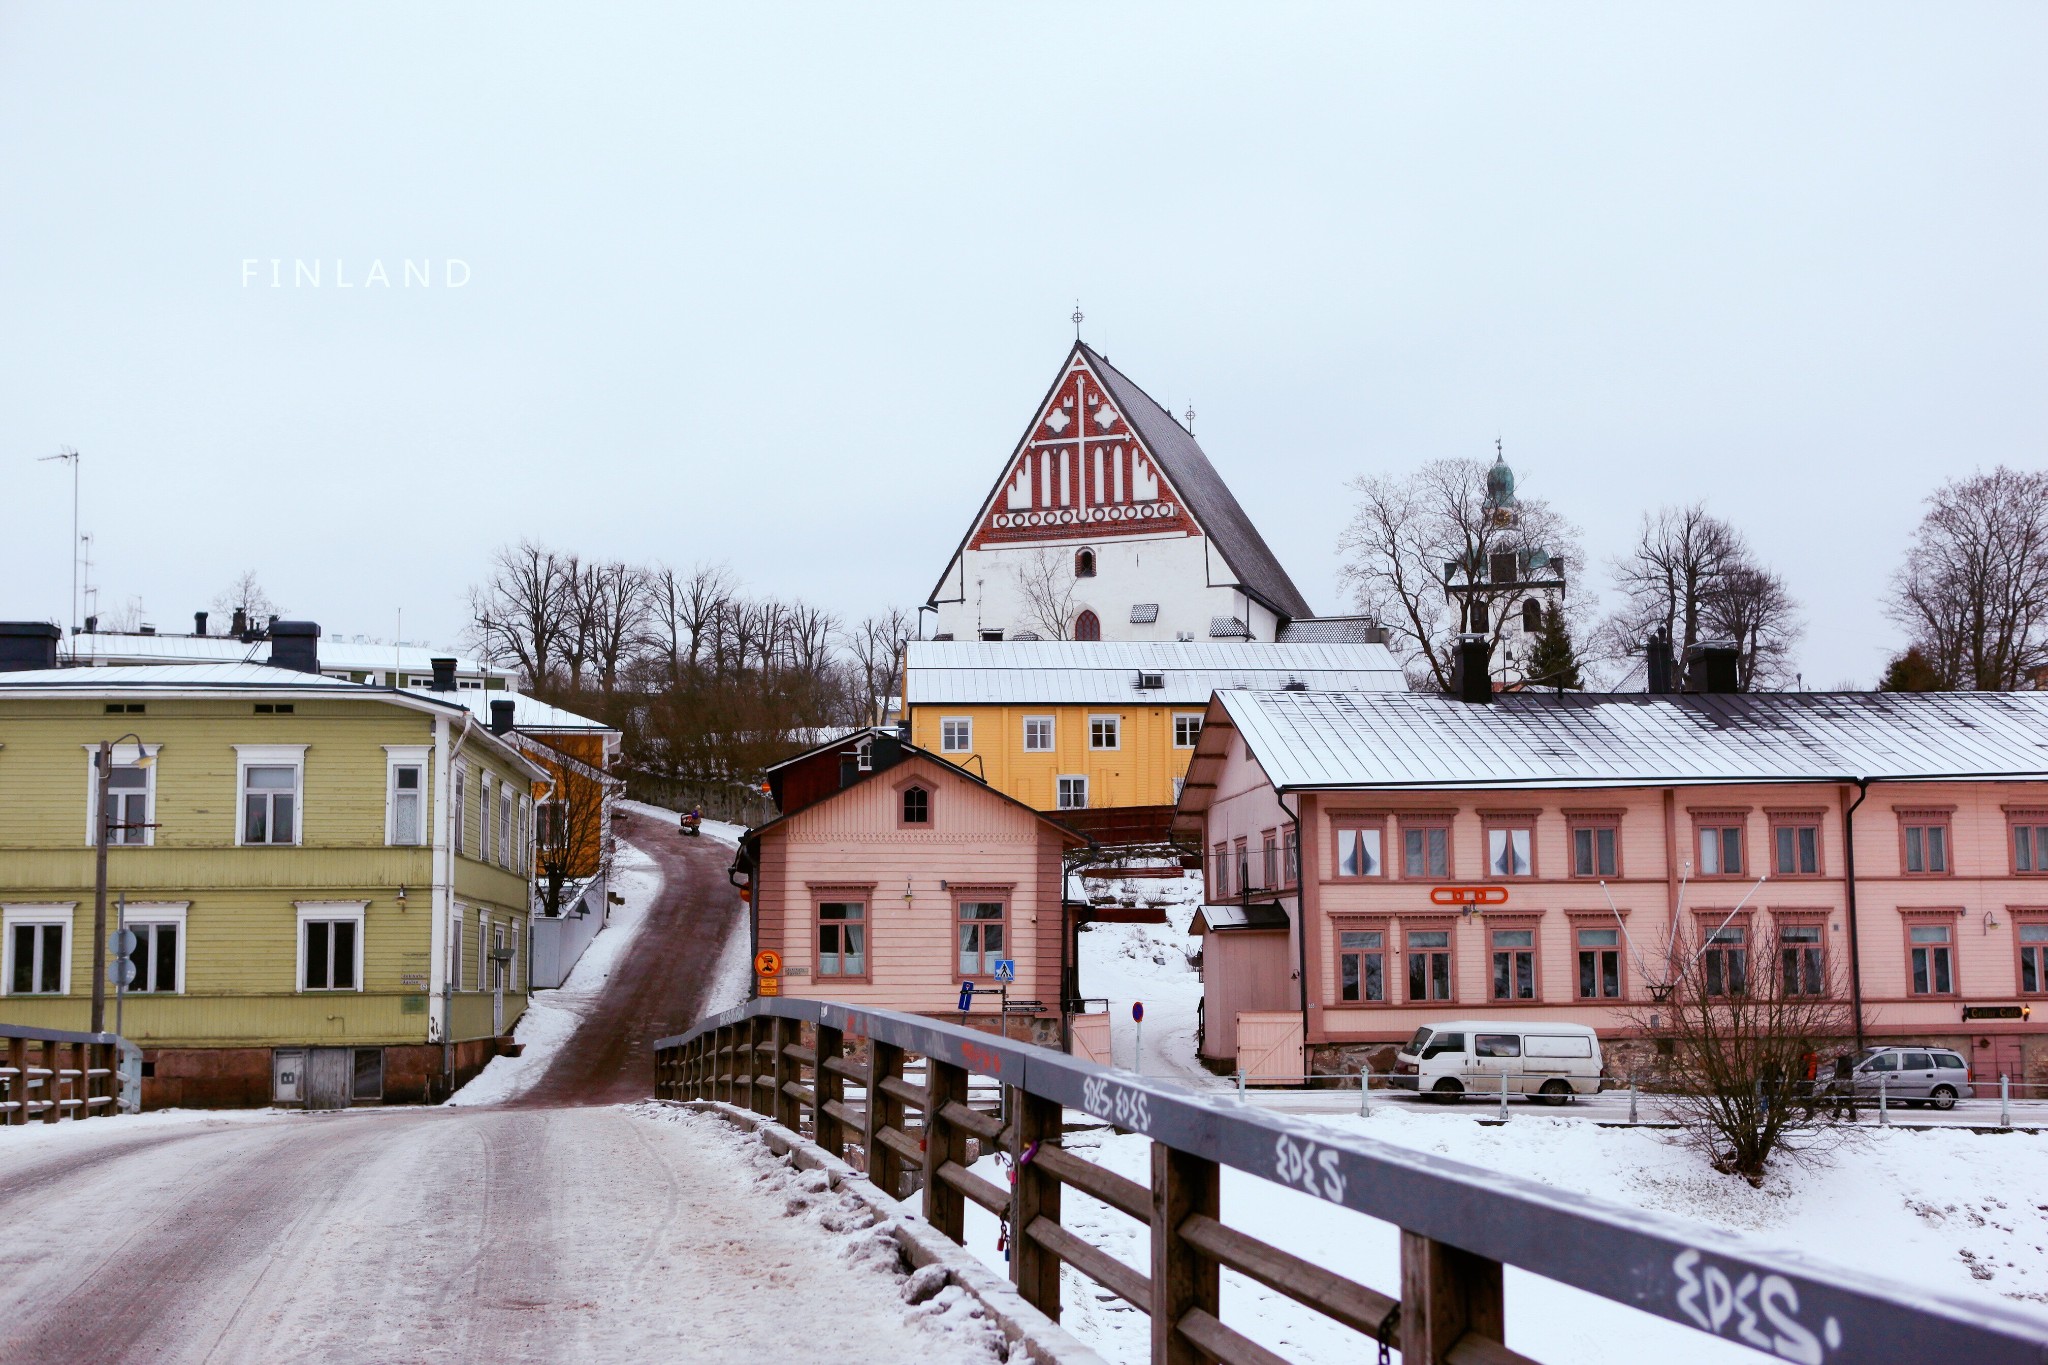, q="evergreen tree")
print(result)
[1526,599,1583,690]
[1877,646,1944,692]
